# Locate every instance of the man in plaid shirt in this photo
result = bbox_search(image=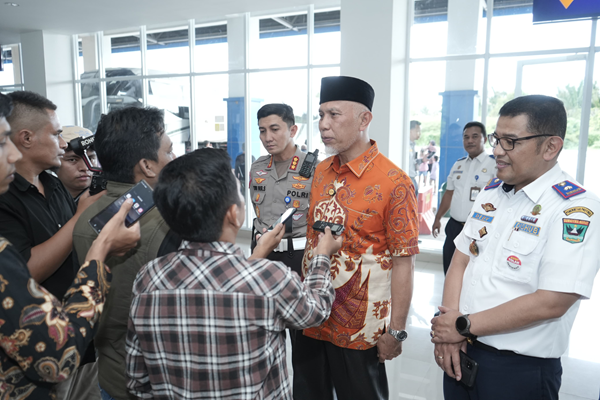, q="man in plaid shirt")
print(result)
[125,148,342,399]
